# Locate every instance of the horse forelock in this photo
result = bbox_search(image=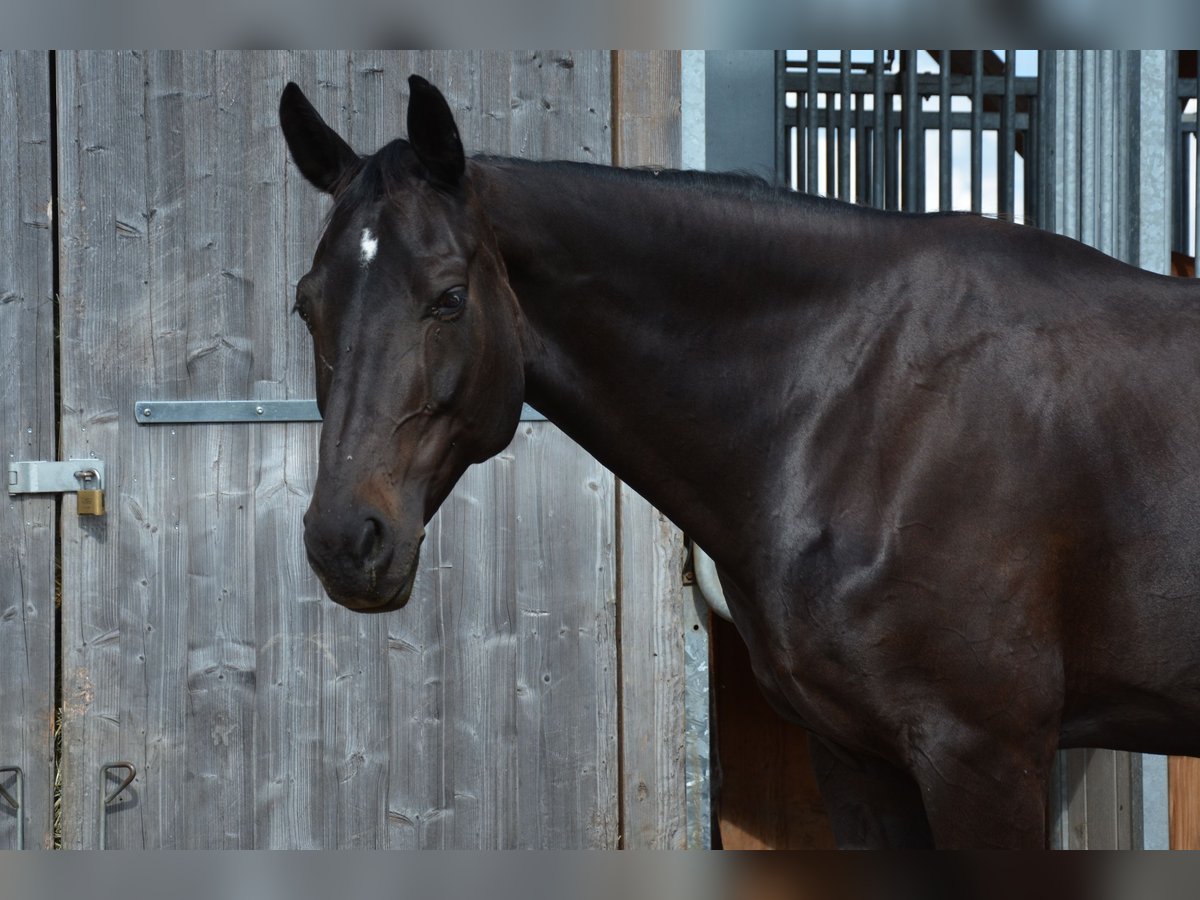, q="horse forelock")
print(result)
[321,140,427,233]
